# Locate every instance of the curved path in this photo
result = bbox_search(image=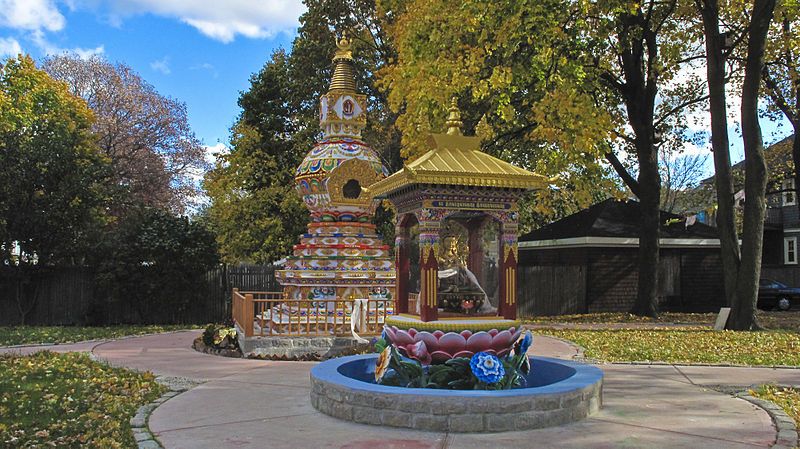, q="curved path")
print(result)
[3,331,797,448]
[71,331,796,449]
